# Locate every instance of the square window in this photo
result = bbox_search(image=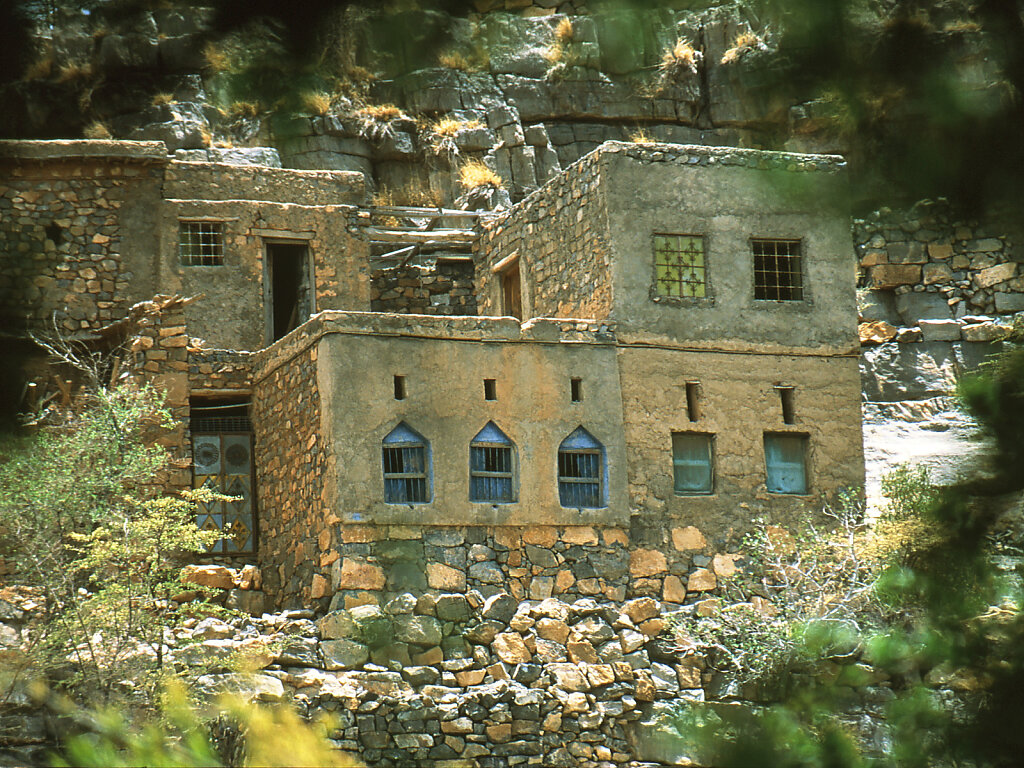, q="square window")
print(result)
[764,433,808,494]
[654,234,706,298]
[672,433,713,495]
[179,221,224,266]
[753,239,803,301]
